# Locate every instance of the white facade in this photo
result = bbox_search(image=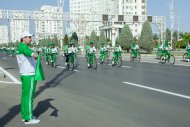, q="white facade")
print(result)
[69,0,147,38]
[69,0,117,36]
[10,19,29,42]
[0,25,9,44]
[35,5,63,43]
[124,0,147,36]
